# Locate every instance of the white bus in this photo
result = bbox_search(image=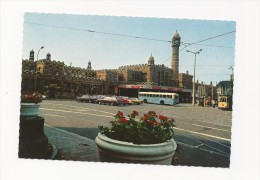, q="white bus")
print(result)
[138,92,179,105]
